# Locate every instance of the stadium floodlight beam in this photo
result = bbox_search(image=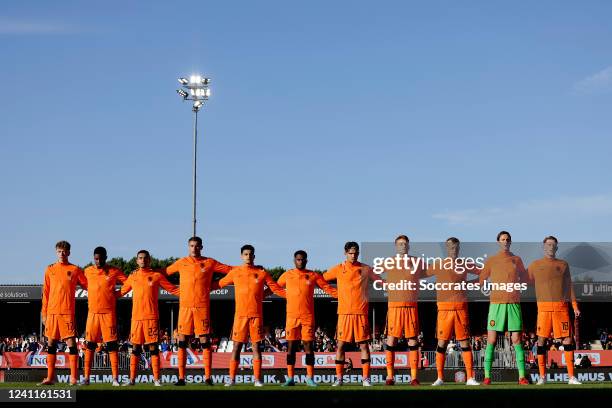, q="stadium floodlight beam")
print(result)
[176,73,212,236]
